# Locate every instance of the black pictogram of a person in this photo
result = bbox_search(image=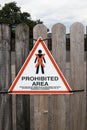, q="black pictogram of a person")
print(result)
[34,50,46,74]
